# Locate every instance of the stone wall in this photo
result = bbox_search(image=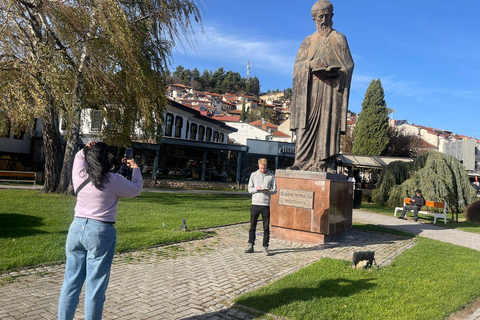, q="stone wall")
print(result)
[143,178,247,190]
